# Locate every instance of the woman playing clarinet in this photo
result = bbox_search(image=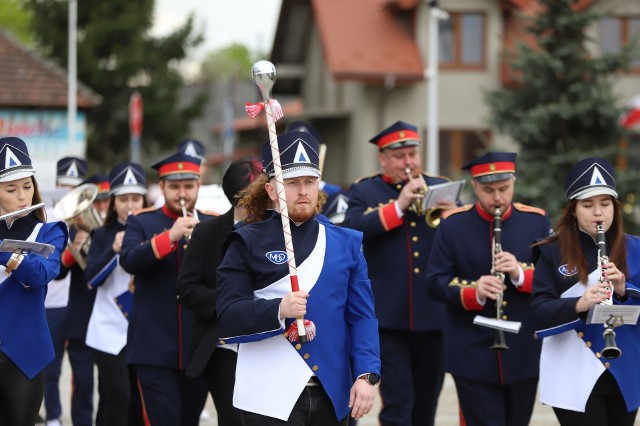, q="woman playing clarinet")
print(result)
[0,137,68,425]
[532,157,640,426]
